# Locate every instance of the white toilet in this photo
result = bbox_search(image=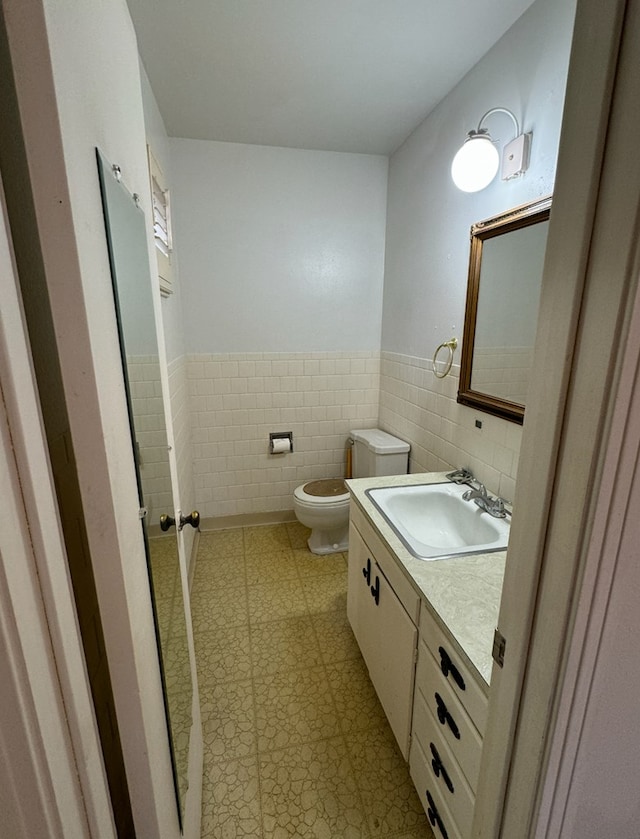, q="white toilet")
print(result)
[293,428,410,555]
